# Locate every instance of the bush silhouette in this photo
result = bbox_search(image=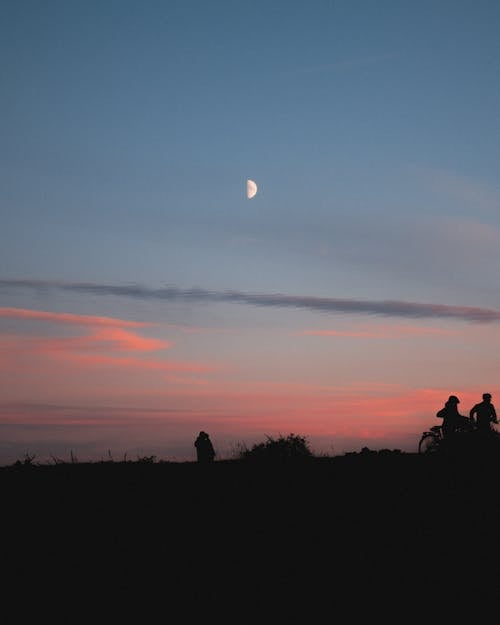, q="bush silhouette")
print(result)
[238,433,313,461]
